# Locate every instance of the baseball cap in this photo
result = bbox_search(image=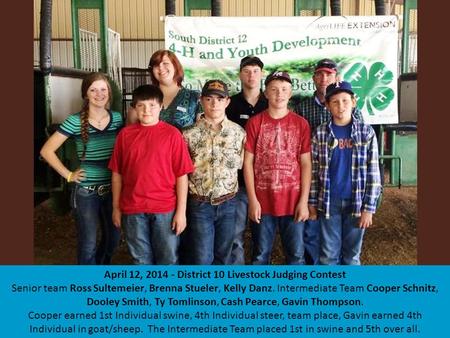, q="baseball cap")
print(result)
[315,58,338,73]
[325,81,354,100]
[240,56,264,70]
[201,80,229,97]
[264,71,292,86]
